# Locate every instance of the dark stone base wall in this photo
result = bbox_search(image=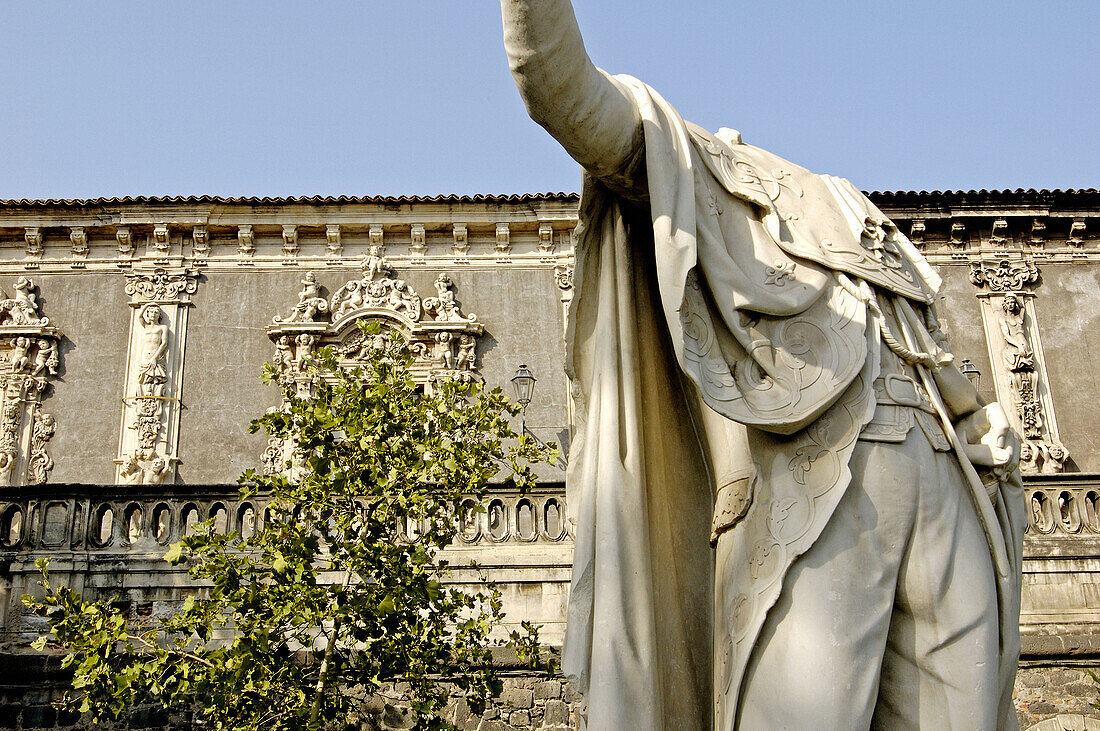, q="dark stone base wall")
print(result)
[1016,664,1100,729]
[0,655,586,730]
[5,657,1100,730]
